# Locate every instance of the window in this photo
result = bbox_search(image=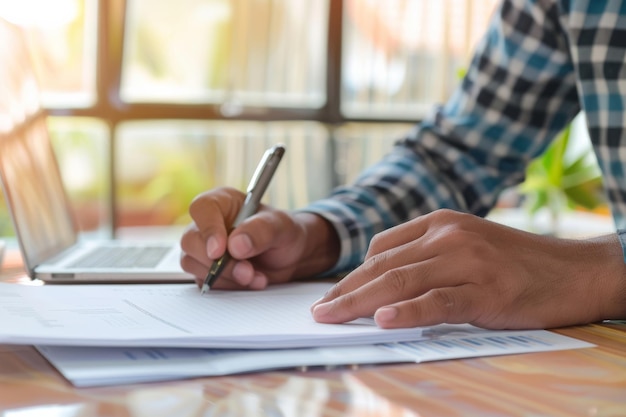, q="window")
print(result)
[0,0,98,107]
[0,0,499,239]
[341,0,497,118]
[122,0,328,108]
